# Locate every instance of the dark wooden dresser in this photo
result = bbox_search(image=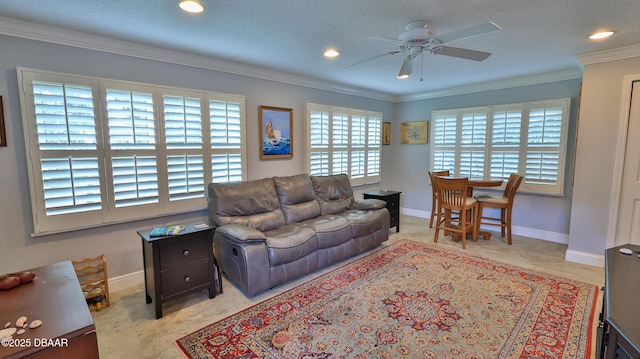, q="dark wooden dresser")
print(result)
[138,222,221,319]
[599,244,640,359]
[363,190,401,232]
[0,261,99,359]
